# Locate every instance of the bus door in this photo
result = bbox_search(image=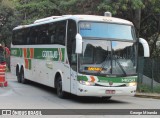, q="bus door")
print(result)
[66,19,77,94]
